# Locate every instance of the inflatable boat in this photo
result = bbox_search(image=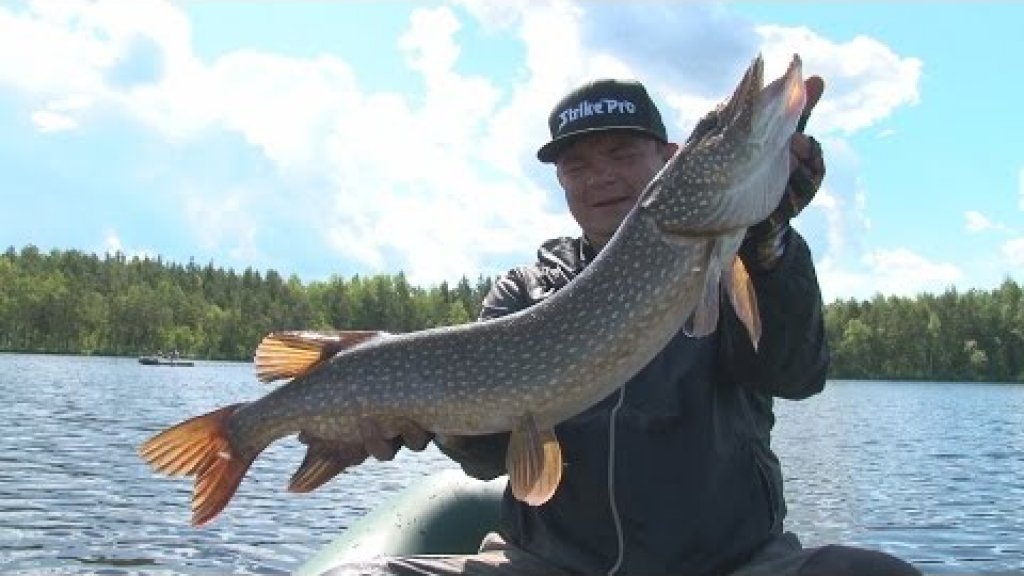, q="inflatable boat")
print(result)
[294,470,504,575]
